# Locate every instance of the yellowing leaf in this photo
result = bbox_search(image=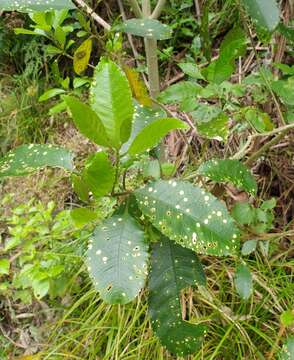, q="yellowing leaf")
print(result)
[73,38,92,75]
[124,66,152,107]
